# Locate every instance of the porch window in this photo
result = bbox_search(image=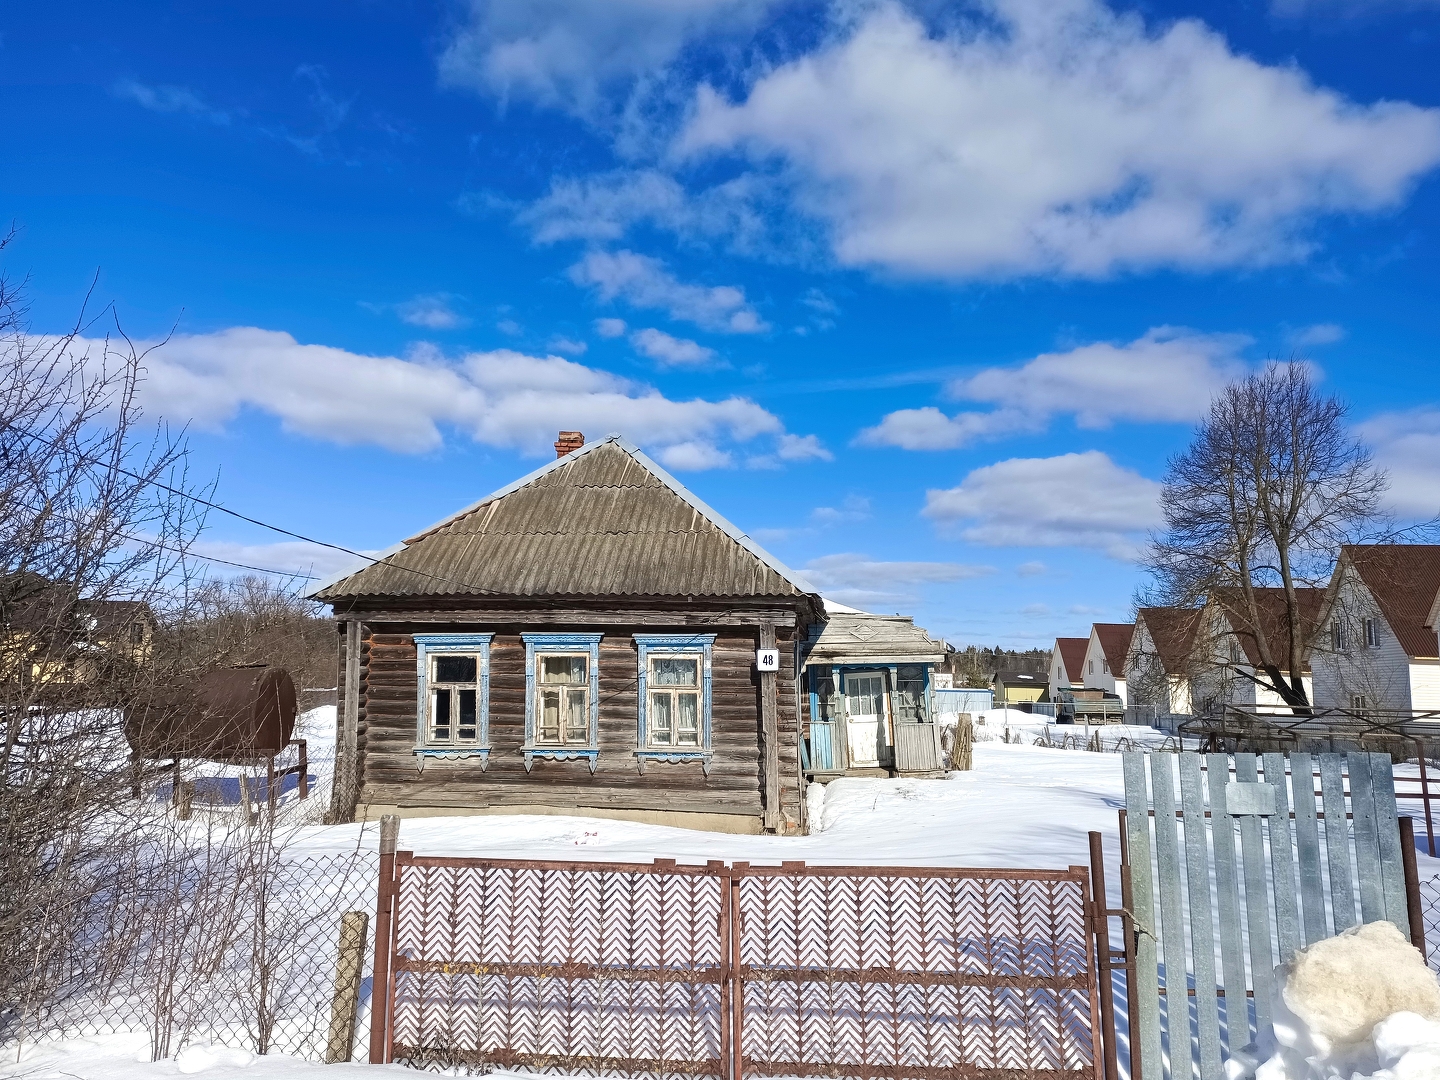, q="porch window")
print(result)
[413,633,493,763]
[522,633,602,771]
[634,634,714,773]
